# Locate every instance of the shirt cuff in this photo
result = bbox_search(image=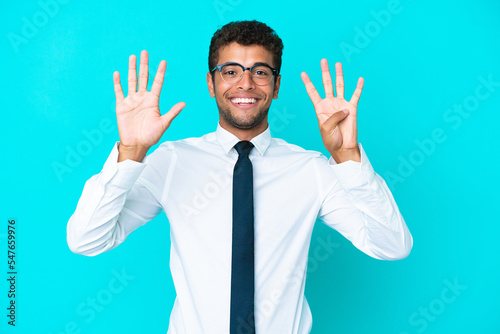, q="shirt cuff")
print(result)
[328,143,375,189]
[100,142,147,189]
